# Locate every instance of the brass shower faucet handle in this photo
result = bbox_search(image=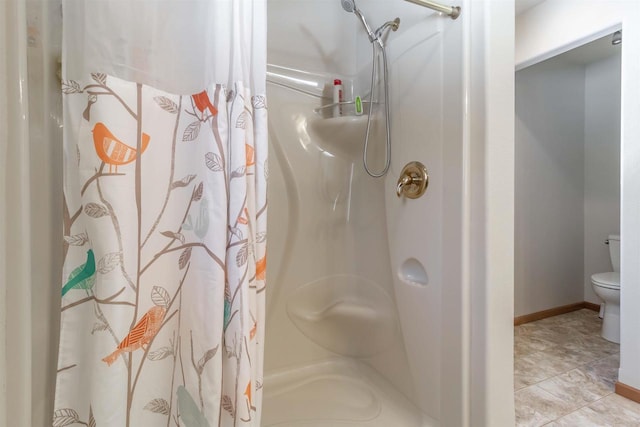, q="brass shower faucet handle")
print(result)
[396,161,429,199]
